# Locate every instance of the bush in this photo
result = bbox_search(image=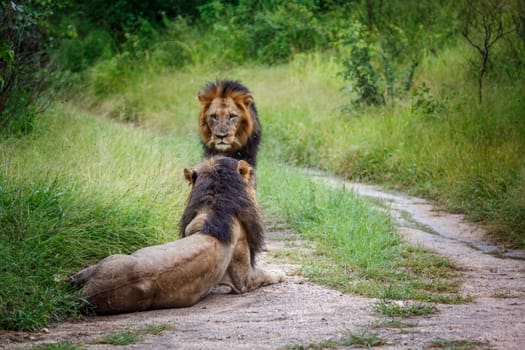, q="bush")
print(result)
[0,1,51,136]
[197,0,328,65]
[56,28,116,72]
[339,21,385,106]
[250,1,327,64]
